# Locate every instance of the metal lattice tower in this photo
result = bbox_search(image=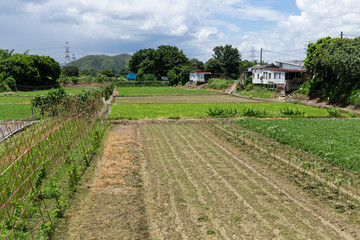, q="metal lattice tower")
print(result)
[65,41,70,65]
[250,47,257,62]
